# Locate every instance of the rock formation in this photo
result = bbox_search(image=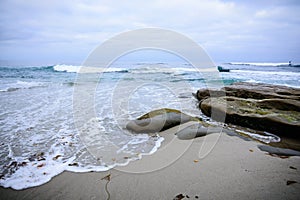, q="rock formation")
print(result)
[194,82,300,139]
